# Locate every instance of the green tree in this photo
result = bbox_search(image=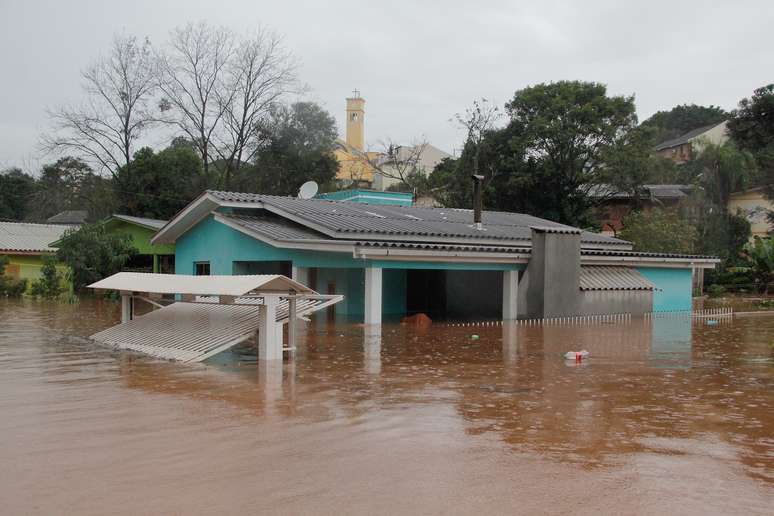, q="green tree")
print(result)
[114,142,205,219]
[233,102,339,195]
[619,209,698,254]
[742,236,774,293]
[687,142,759,207]
[0,168,36,221]
[727,84,774,213]
[434,81,639,226]
[29,256,63,299]
[641,104,728,144]
[27,157,116,222]
[696,209,751,264]
[55,224,136,292]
